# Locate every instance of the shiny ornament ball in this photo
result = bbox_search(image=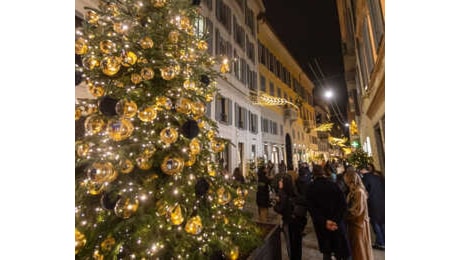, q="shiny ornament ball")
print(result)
[107,118,134,141]
[196,40,208,51]
[181,120,199,139]
[76,141,90,157]
[185,215,203,235]
[107,3,120,16]
[160,66,176,80]
[176,98,192,114]
[113,21,129,34]
[101,56,121,76]
[86,161,118,184]
[161,156,184,175]
[179,16,191,31]
[160,127,179,144]
[226,246,239,260]
[169,204,184,225]
[88,82,105,97]
[130,73,142,84]
[86,180,106,195]
[191,0,201,5]
[101,191,121,210]
[114,196,139,219]
[75,228,87,254]
[191,102,206,118]
[189,138,201,155]
[184,154,196,166]
[136,156,153,170]
[115,99,138,118]
[83,55,100,70]
[101,236,116,252]
[195,177,209,197]
[139,36,154,49]
[138,106,157,122]
[217,187,231,205]
[220,62,230,74]
[99,40,117,54]
[75,37,88,55]
[153,0,167,7]
[121,51,138,67]
[156,96,173,110]
[141,67,155,80]
[119,159,135,174]
[168,30,180,43]
[99,96,119,116]
[75,108,82,120]
[85,10,99,24]
[200,75,210,86]
[211,139,225,153]
[183,79,196,90]
[206,130,215,140]
[84,115,105,135]
[233,197,245,209]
